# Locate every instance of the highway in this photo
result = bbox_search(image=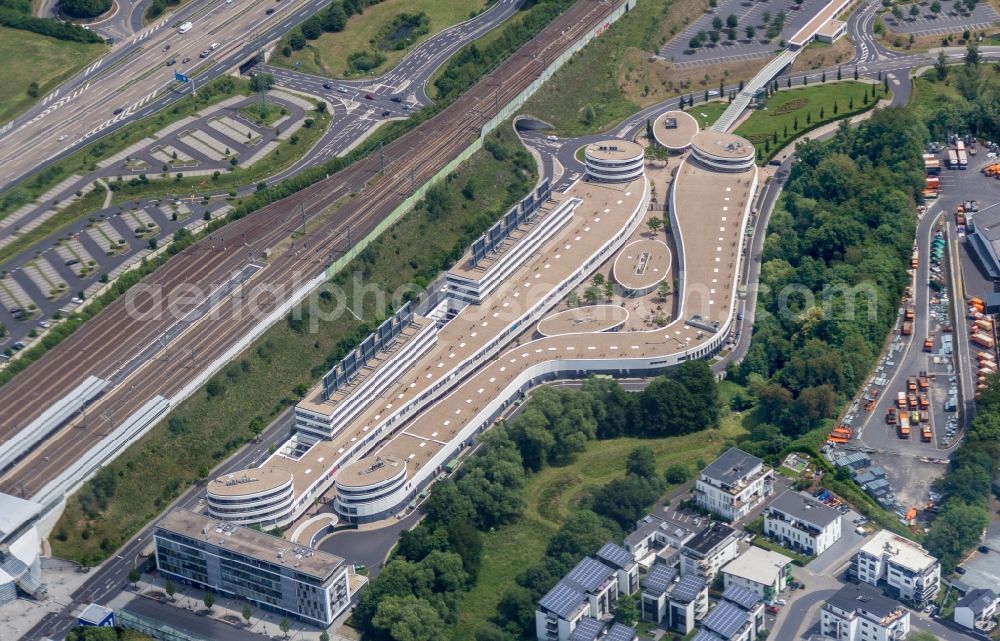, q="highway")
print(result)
[0,0,332,189]
[0,0,628,502]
